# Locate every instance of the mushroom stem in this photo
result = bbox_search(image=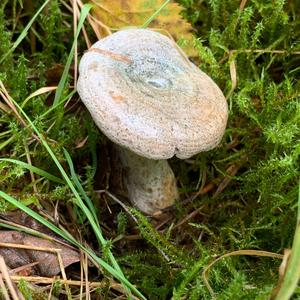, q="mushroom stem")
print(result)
[116,146,178,214]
